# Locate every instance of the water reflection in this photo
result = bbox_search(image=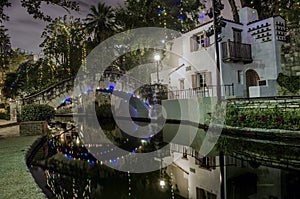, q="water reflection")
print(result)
[29,118,300,199]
